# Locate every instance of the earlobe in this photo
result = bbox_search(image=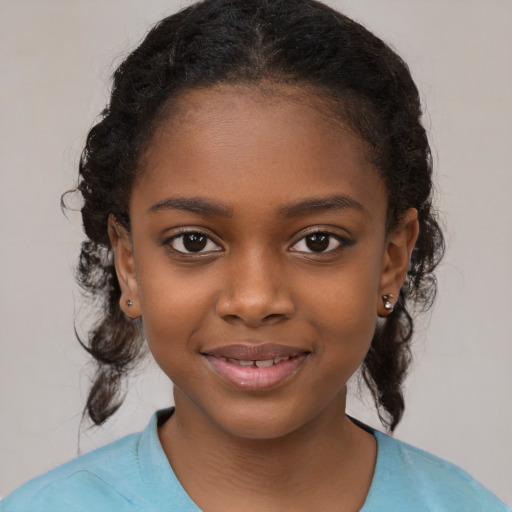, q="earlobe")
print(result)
[378,208,419,316]
[107,214,141,318]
